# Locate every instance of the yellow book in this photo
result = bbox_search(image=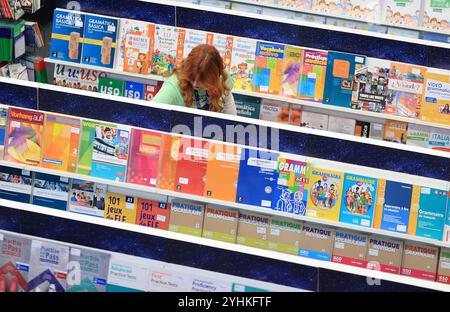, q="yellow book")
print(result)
[372,179,386,229]
[104,192,138,224]
[420,72,450,126]
[408,185,421,236]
